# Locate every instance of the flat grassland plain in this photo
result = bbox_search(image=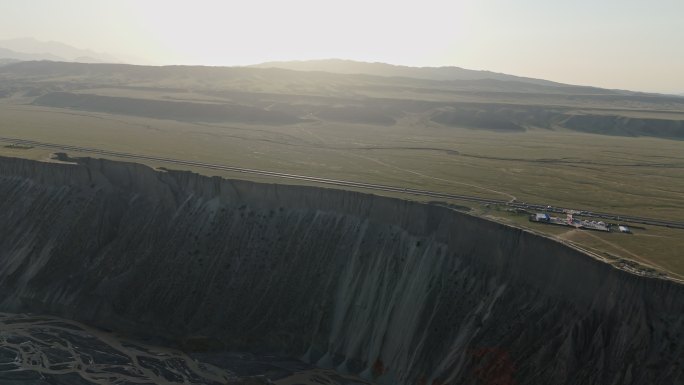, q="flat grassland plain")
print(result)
[1,61,683,279]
